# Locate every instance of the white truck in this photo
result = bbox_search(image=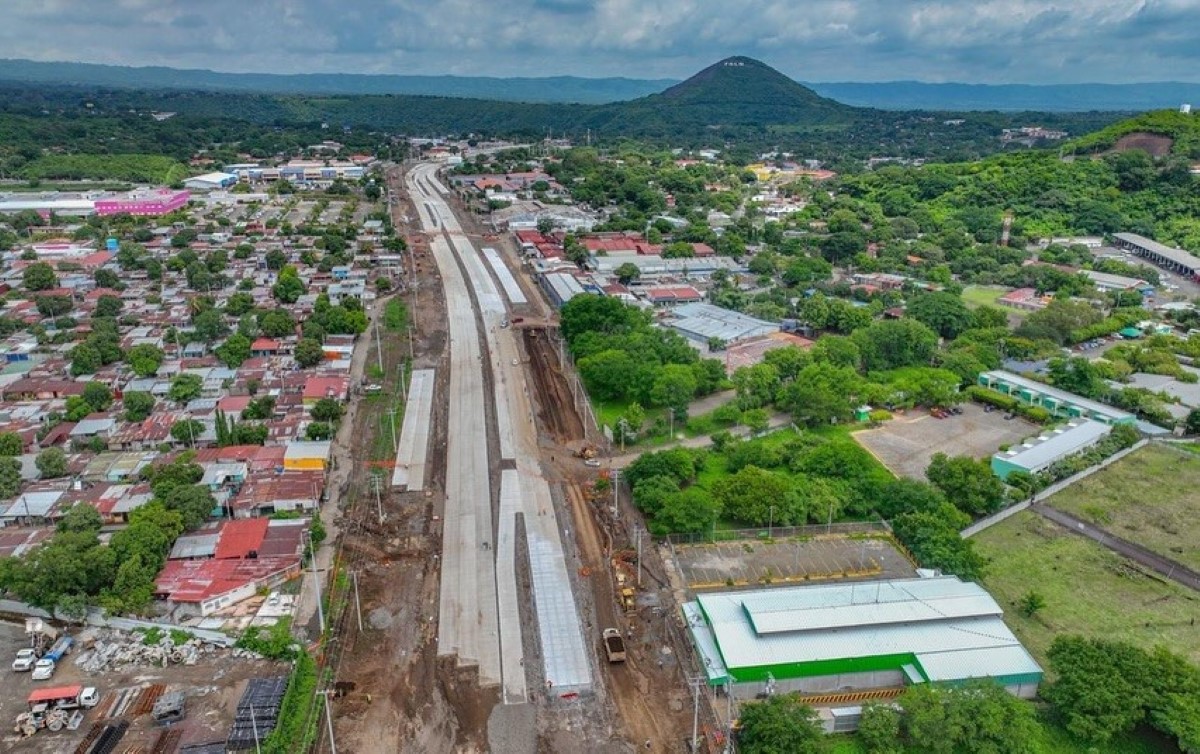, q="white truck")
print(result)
[12,648,39,672]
